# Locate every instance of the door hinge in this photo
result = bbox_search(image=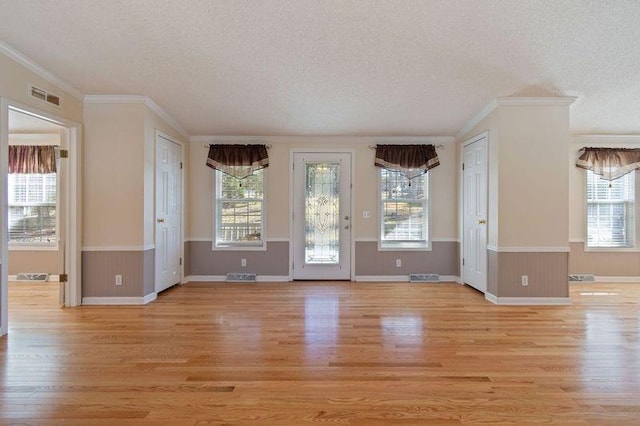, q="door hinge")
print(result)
[60,149,69,158]
[462,258,465,266]
[180,162,183,170]
[59,273,68,283]
[179,258,182,266]
[462,163,464,171]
